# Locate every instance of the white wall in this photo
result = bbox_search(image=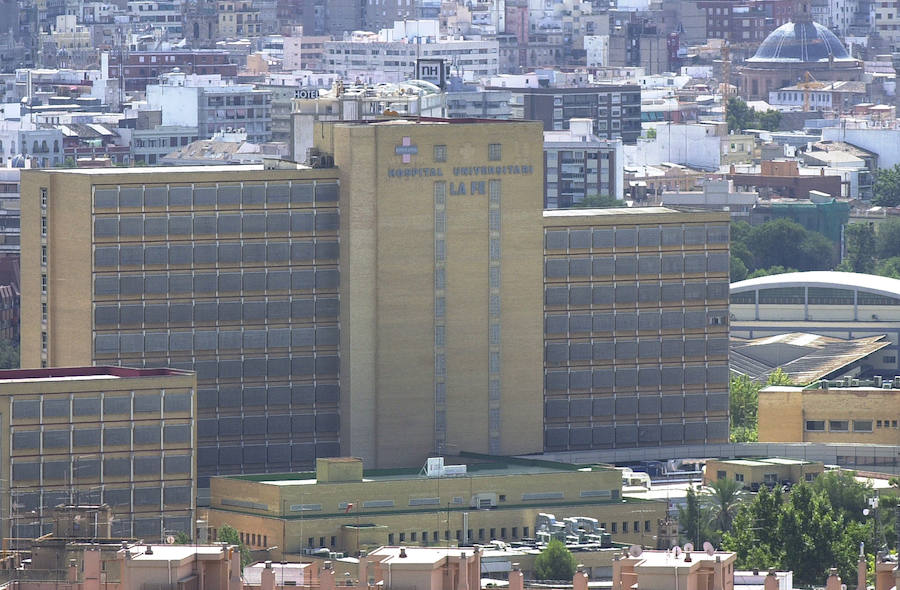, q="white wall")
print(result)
[821,126,900,168]
[145,85,198,127]
[624,123,721,170]
[584,35,609,67]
